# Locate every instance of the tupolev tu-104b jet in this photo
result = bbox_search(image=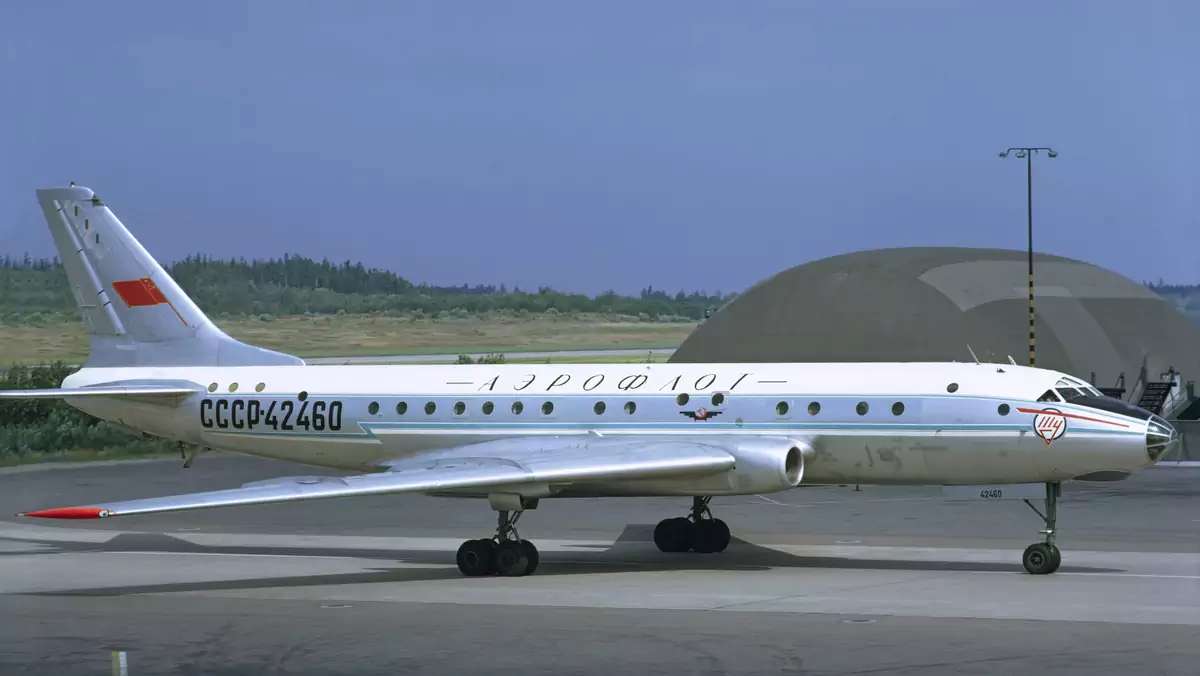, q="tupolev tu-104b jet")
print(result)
[1,185,1179,577]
